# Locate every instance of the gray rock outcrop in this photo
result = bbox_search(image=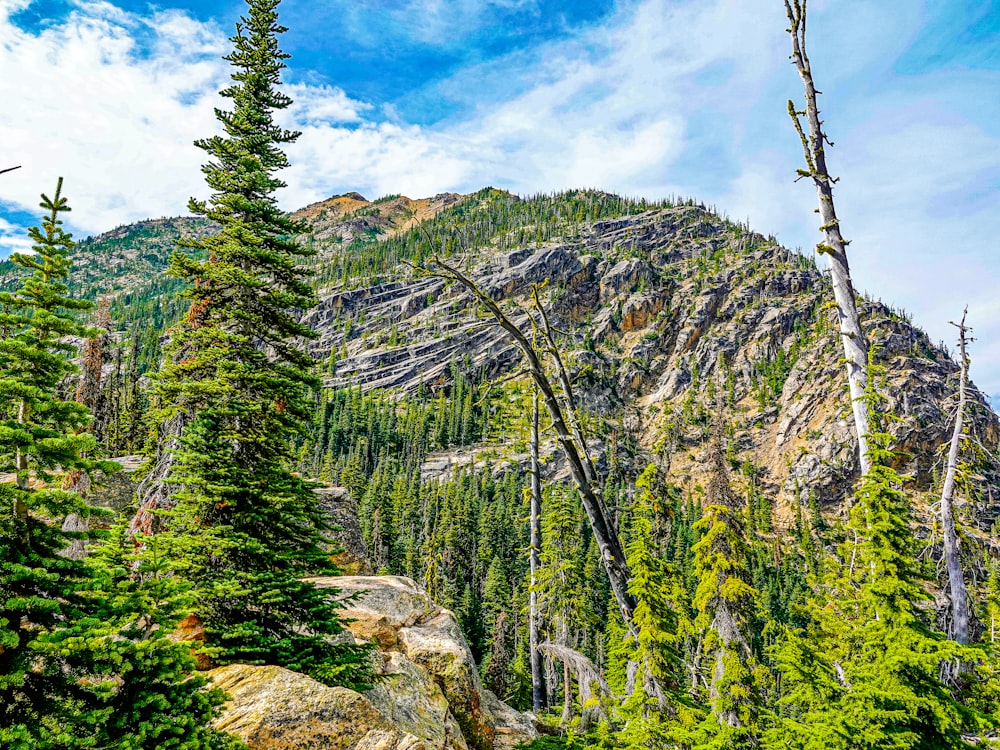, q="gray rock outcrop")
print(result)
[212,576,537,750]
